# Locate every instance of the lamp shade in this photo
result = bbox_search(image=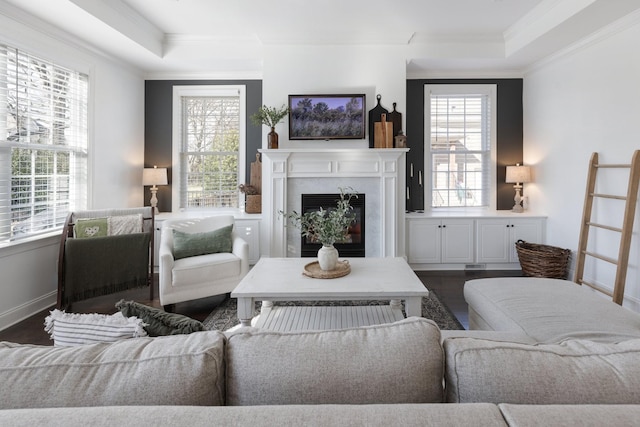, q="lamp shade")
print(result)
[505,164,531,184]
[143,167,168,186]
